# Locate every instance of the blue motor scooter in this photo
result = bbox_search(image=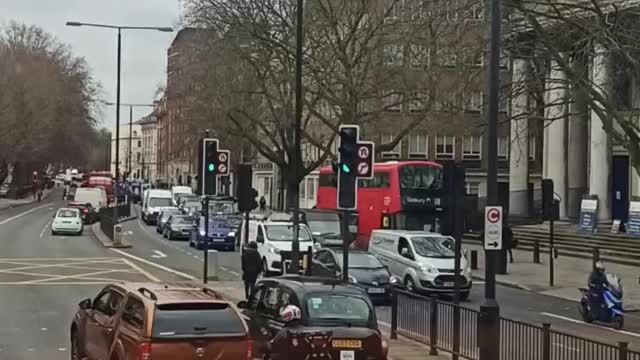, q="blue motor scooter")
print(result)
[578,273,624,329]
